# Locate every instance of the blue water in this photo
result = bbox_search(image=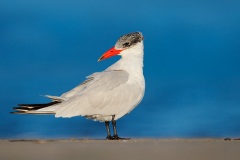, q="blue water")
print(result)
[1,0,240,138]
